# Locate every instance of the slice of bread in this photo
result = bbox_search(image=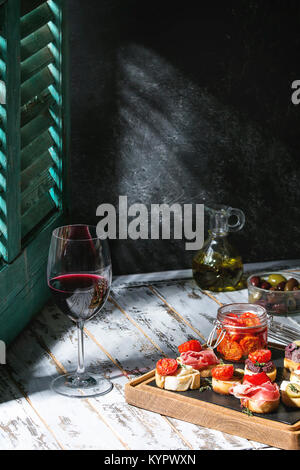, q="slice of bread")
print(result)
[284,357,300,373]
[290,370,300,385]
[281,381,300,408]
[155,365,201,391]
[212,371,243,396]
[242,397,280,414]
